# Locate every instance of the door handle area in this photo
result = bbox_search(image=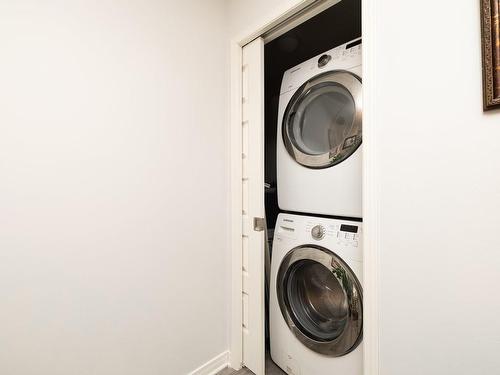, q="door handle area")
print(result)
[253,217,265,232]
